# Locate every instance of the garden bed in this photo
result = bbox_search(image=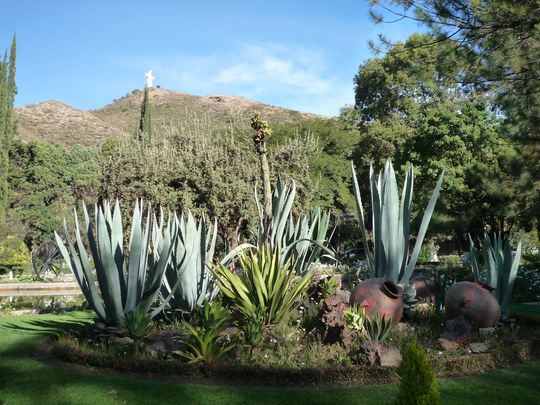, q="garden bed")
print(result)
[44,332,540,388]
